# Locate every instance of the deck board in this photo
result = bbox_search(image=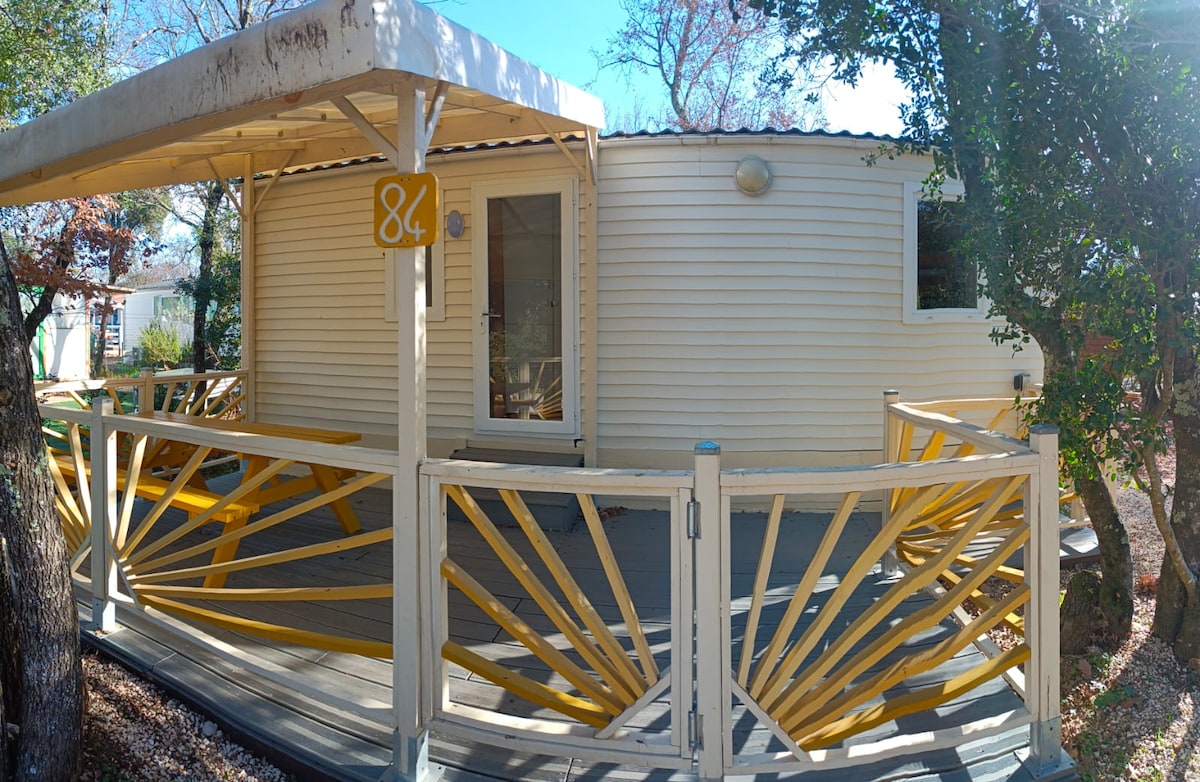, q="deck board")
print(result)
[80,469,1056,781]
